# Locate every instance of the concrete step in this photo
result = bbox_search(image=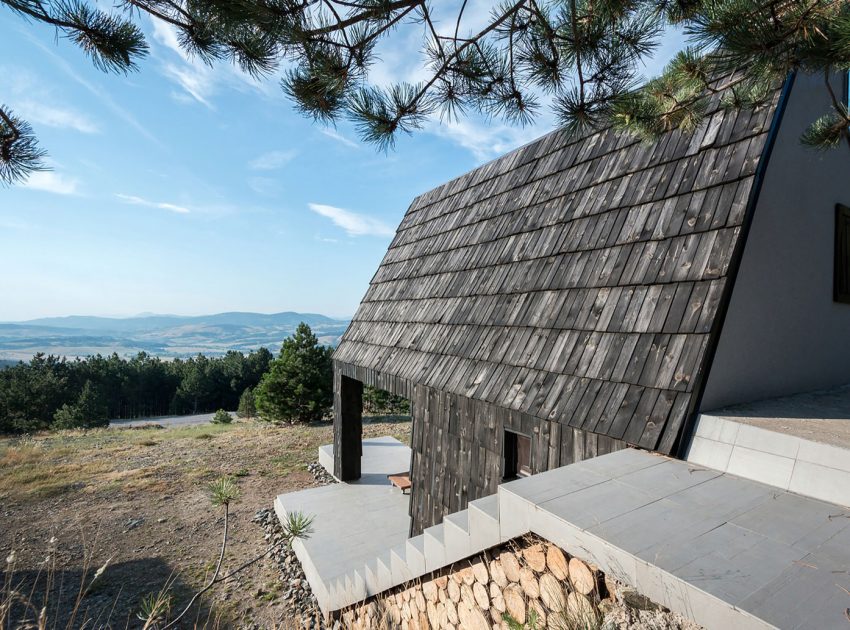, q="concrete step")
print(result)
[363,559,381,596]
[405,534,426,575]
[423,523,447,571]
[442,509,472,562]
[390,543,414,584]
[497,484,532,542]
[374,551,394,593]
[468,494,500,550]
[350,569,366,603]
